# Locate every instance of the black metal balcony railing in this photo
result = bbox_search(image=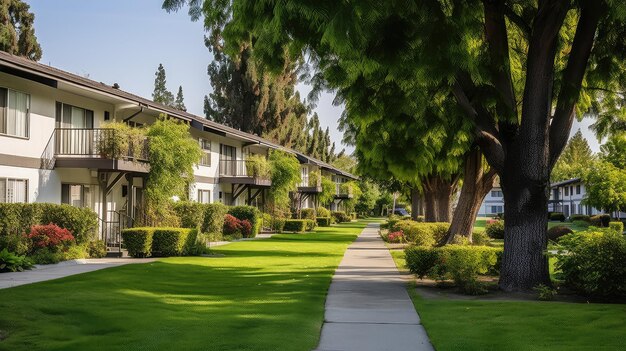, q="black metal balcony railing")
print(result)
[219,159,270,178]
[54,128,149,162]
